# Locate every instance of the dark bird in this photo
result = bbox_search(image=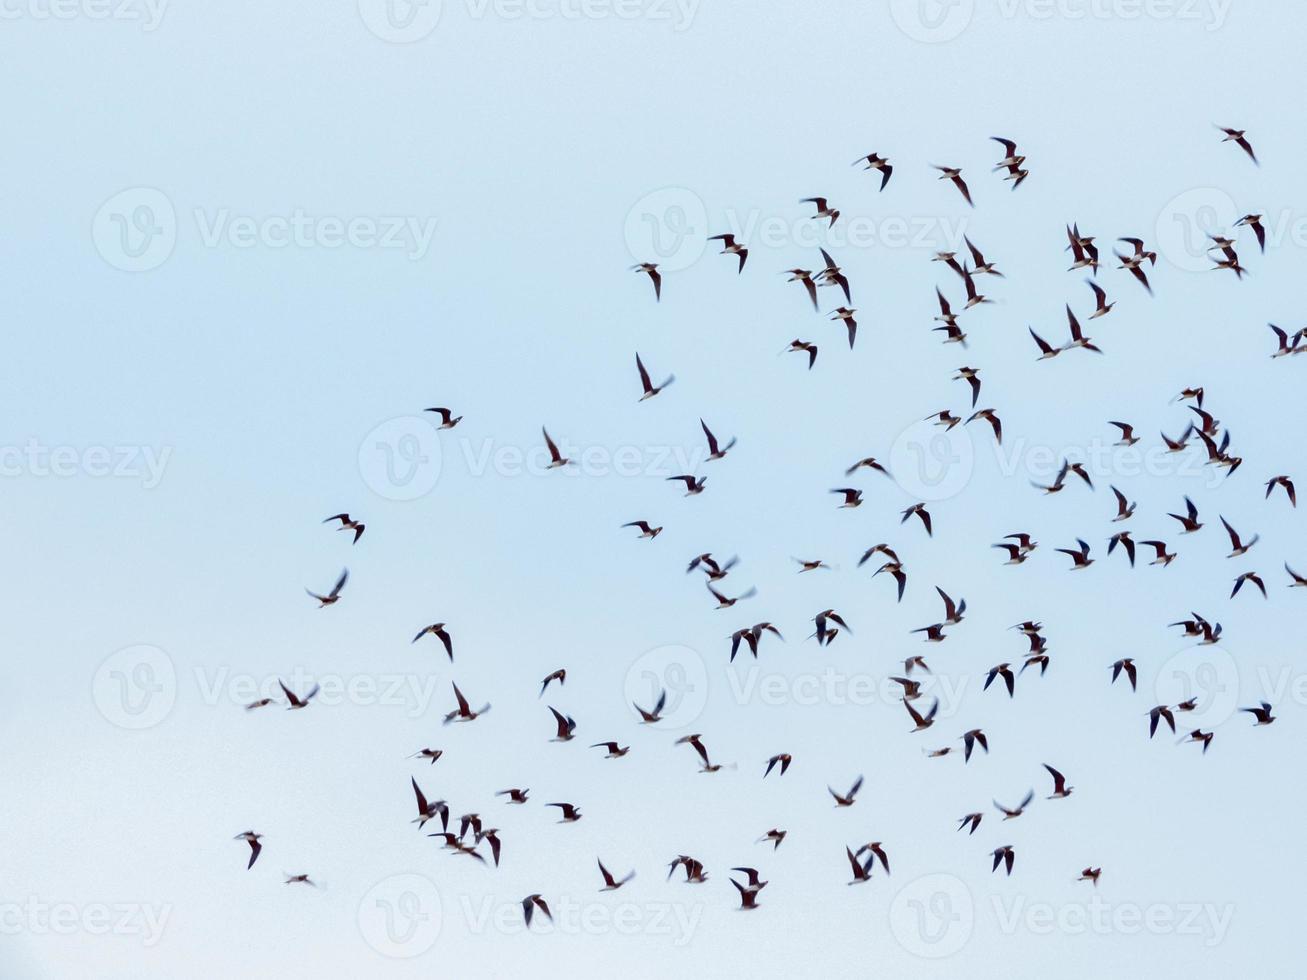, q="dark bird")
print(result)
[800,197,841,227]
[541,426,574,468]
[278,679,319,710]
[548,706,577,742]
[991,845,1015,876]
[1237,213,1266,252]
[700,419,736,461]
[764,753,792,777]
[424,406,463,429]
[412,623,453,660]
[817,248,852,304]
[783,268,819,310]
[1107,531,1136,567]
[234,831,263,870]
[667,474,706,496]
[598,859,635,891]
[634,353,674,400]
[1266,475,1296,507]
[901,503,933,536]
[853,152,893,190]
[984,663,1016,698]
[633,689,667,723]
[539,669,566,697]
[622,520,663,539]
[306,568,349,607]
[1240,702,1276,726]
[1149,704,1176,738]
[522,894,552,926]
[1055,538,1094,569]
[933,165,974,206]
[547,802,582,823]
[967,408,1002,444]
[1217,125,1257,164]
[322,513,365,544]
[785,339,819,369]
[632,262,661,300]
[829,774,863,807]
[1168,496,1204,533]
[1044,764,1072,799]
[496,788,529,805]
[707,233,748,273]
[831,487,863,508]
[995,790,1034,820]
[1231,571,1267,599]
[1111,658,1137,691]
[442,682,490,724]
[1088,280,1115,319]
[412,778,449,831]
[829,307,858,348]
[591,741,630,758]
[961,728,988,762]
[1221,516,1259,557]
